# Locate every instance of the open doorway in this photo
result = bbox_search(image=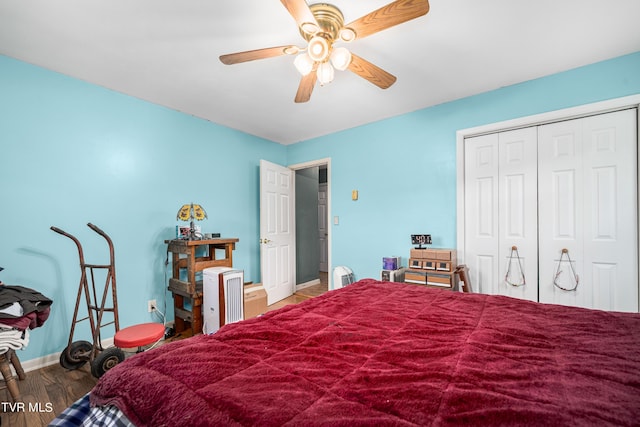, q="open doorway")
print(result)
[291,159,330,295]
